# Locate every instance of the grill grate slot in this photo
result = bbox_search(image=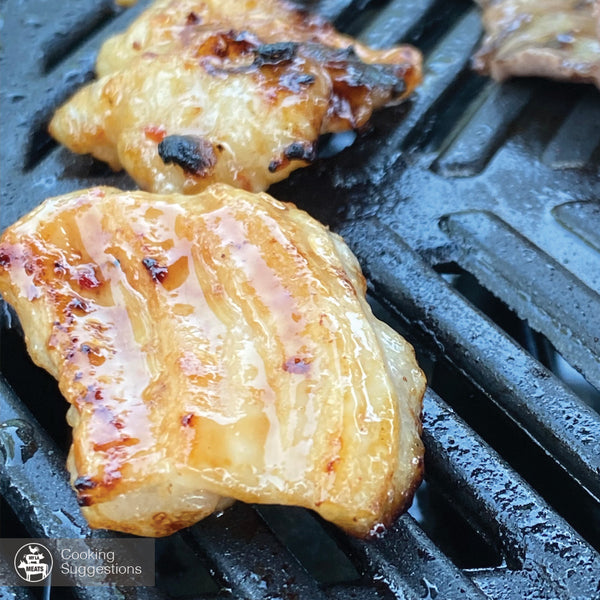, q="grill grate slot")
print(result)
[40,3,122,74]
[542,89,600,169]
[408,481,503,570]
[365,9,484,177]
[154,536,221,597]
[187,503,330,599]
[421,391,600,599]
[357,0,438,48]
[255,505,360,585]
[432,80,535,176]
[434,264,600,414]
[426,347,600,553]
[440,210,600,390]
[378,0,475,54]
